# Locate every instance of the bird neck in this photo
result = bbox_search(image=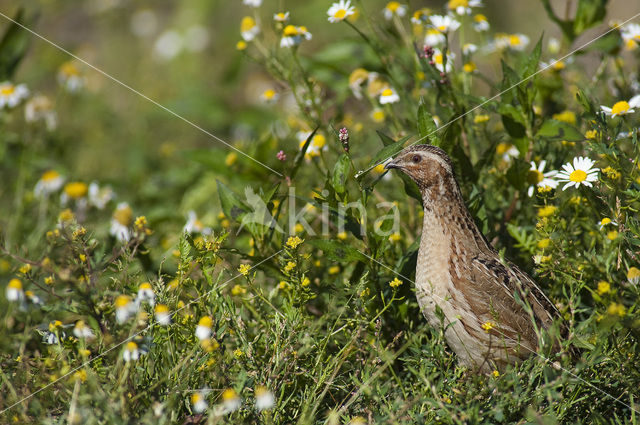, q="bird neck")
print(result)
[419,179,489,253]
